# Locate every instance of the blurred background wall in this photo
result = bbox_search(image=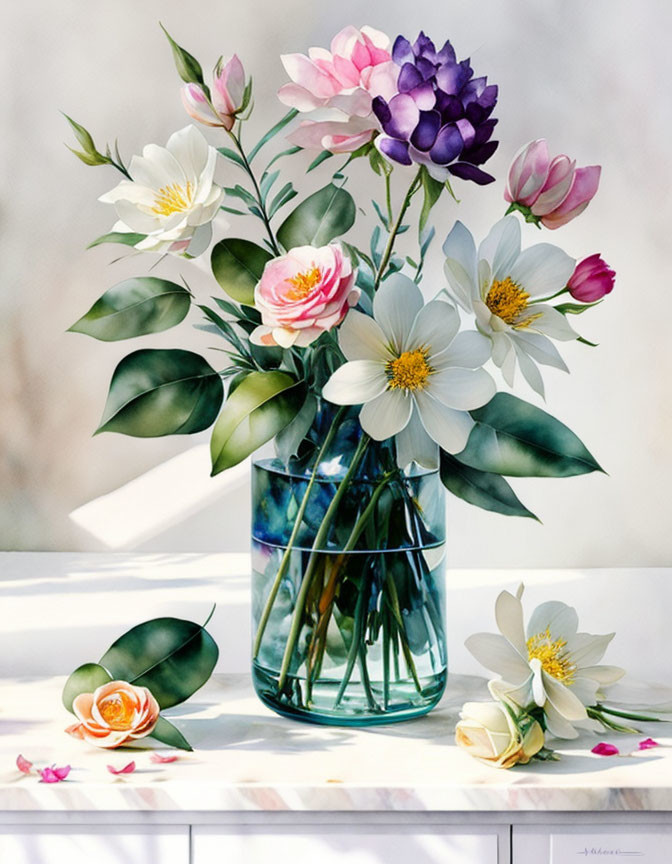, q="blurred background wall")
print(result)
[1,0,671,566]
